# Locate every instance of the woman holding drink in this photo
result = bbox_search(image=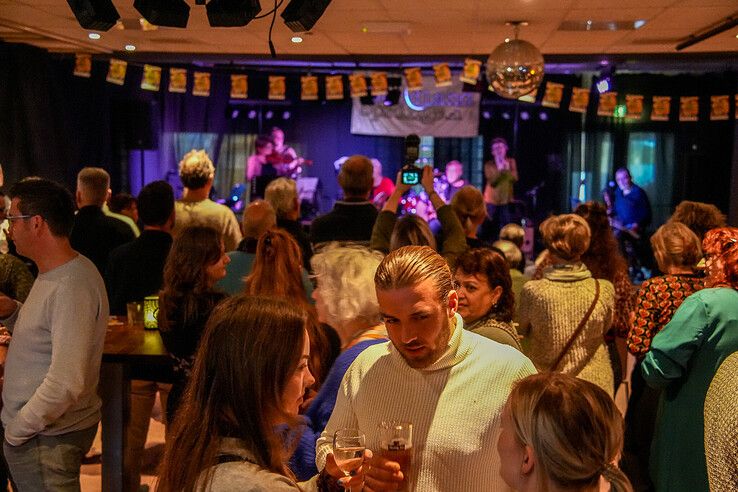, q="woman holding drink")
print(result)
[157,295,370,491]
